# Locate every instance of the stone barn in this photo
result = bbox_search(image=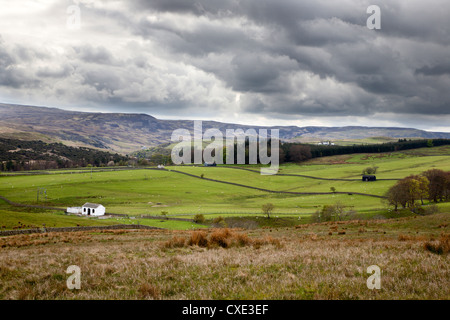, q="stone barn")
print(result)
[362,175,377,182]
[81,203,106,216]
